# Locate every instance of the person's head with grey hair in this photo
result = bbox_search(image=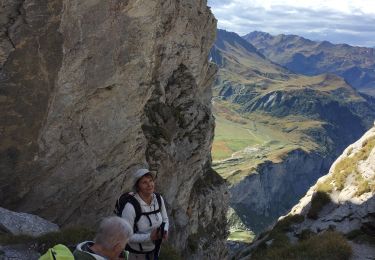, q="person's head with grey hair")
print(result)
[94,216,132,249]
[74,216,132,260]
